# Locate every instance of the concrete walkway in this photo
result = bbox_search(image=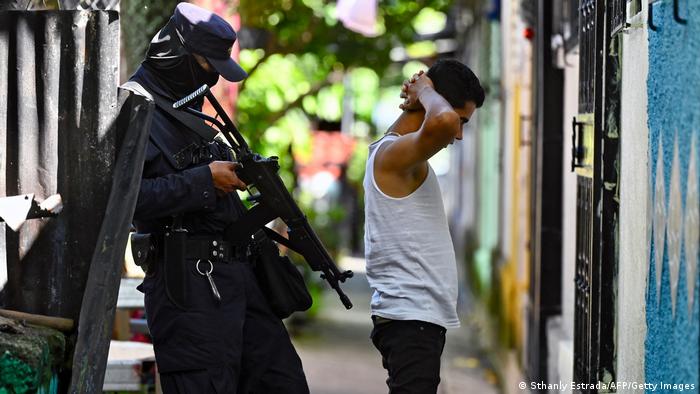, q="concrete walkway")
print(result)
[291,257,499,394]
